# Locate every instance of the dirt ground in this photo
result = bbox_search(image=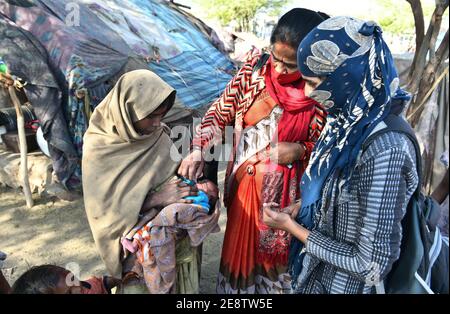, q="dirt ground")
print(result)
[0,164,228,294]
